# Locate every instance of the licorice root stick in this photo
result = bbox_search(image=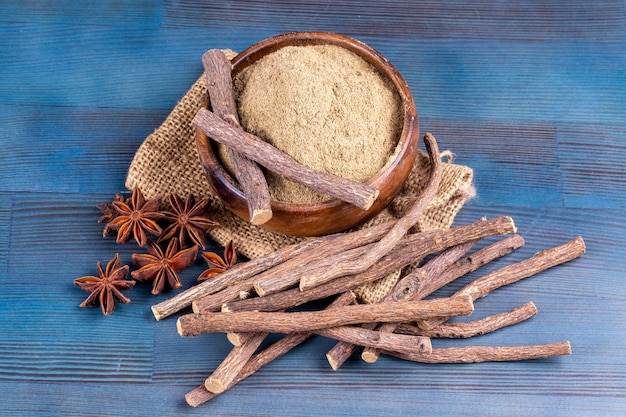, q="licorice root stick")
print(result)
[396,301,538,339]
[202,49,272,225]
[193,108,379,210]
[384,341,572,363]
[178,296,474,336]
